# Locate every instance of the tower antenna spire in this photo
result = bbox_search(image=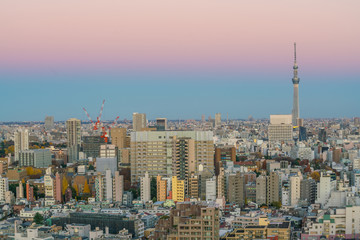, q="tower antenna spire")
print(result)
[294,42,297,62]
